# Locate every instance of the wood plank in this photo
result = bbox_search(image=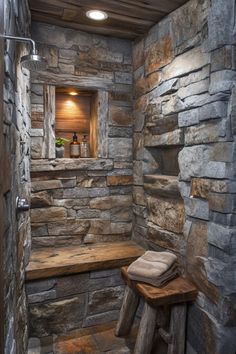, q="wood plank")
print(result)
[26,241,144,280]
[167,303,187,354]
[121,267,198,307]
[29,0,189,39]
[0,0,4,352]
[31,12,143,38]
[115,285,140,336]
[96,90,109,158]
[44,85,56,159]
[134,302,157,354]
